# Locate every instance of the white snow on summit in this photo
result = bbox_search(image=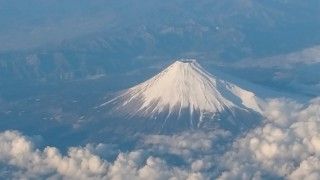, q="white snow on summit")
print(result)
[102,59,263,119]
